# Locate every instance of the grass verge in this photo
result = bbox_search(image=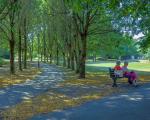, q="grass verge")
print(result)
[0,67,41,88]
